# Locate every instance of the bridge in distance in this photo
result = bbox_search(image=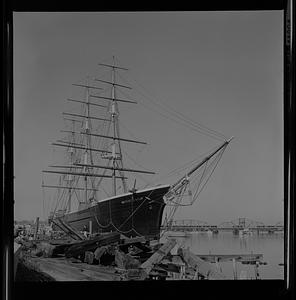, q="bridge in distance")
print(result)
[161,218,284,234]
